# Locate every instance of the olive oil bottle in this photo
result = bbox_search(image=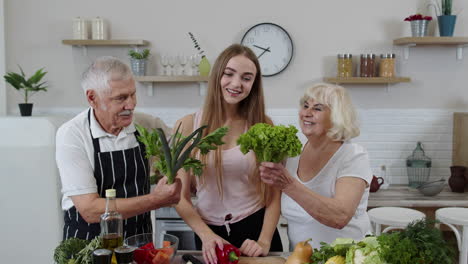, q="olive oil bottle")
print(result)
[101,189,123,264]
